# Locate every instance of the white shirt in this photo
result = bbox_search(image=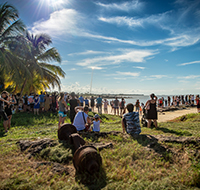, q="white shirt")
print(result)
[73,111,88,131]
